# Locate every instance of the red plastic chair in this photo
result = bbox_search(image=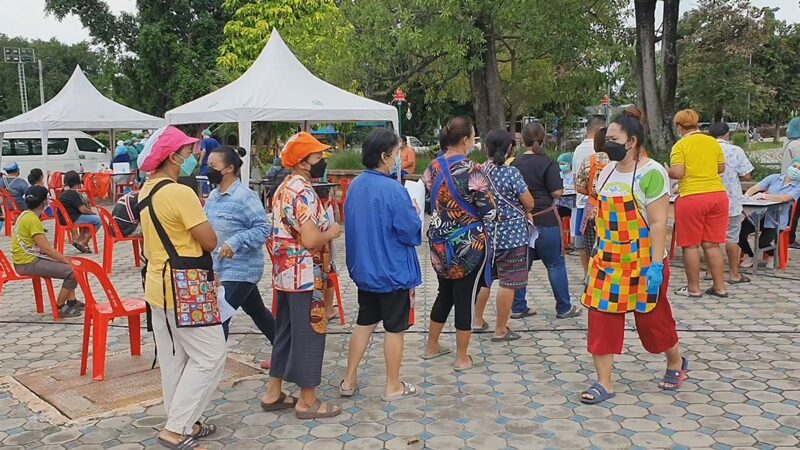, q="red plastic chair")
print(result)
[266,241,345,325]
[561,216,571,248]
[97,207,142,275]
[778,201,799,271]
[77,173,98,207]
[0,249,58,320]
[0,189,21,237]
[70,257,146,381]
[113,173,138,202]
[51,199,100,254]
[47,171,64,199]
[669,226,678,260]
[336,179,351,223]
